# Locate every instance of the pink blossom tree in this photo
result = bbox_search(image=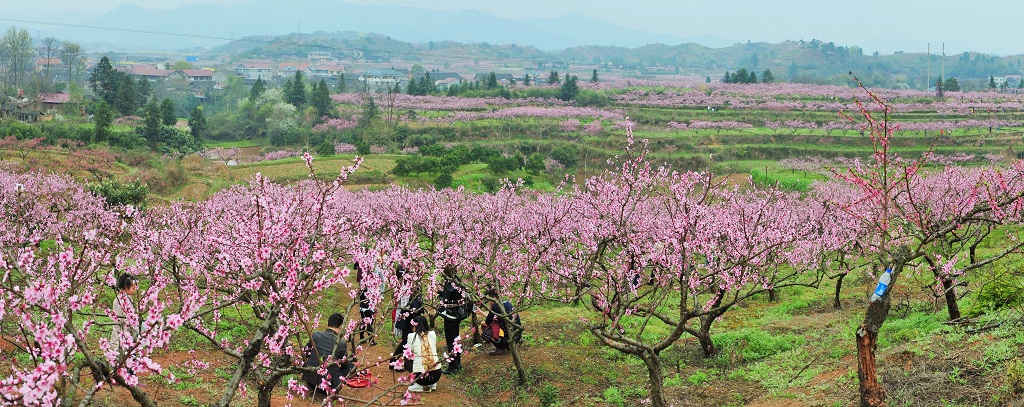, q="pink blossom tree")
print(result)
[826,75,1024,407]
